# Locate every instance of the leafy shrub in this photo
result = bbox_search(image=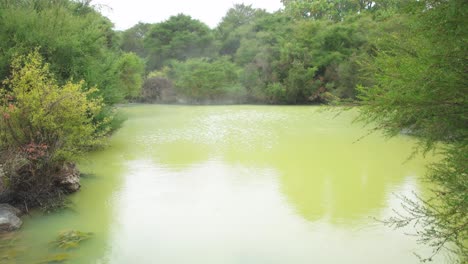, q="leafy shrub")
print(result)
[0,51,105,207]
[171,57,246,102]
